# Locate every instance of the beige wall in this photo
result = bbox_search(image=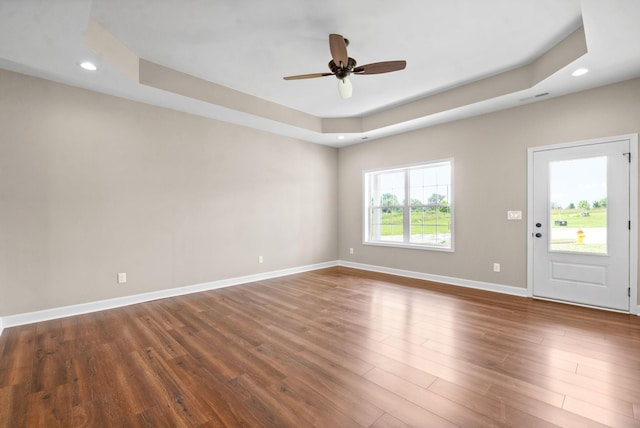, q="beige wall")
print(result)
[338,78,640,300]
[0,69,338,316]
[2,68,639,318]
